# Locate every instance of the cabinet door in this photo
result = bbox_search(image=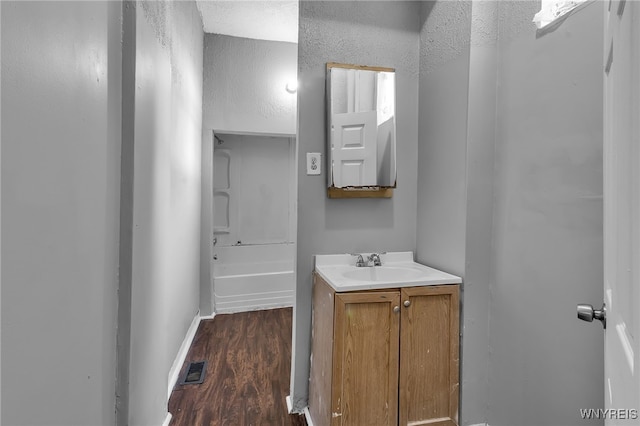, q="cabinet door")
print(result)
[399,285,460,426]
[332,291,400,426]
